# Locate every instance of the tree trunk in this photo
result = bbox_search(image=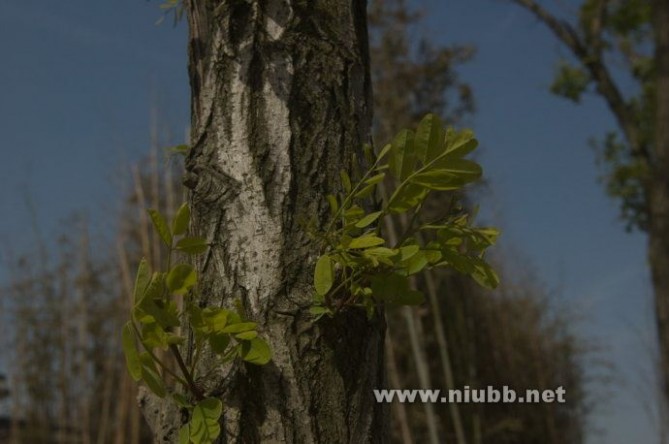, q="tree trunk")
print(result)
[650,0,669,415]
[140,0,388,442]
